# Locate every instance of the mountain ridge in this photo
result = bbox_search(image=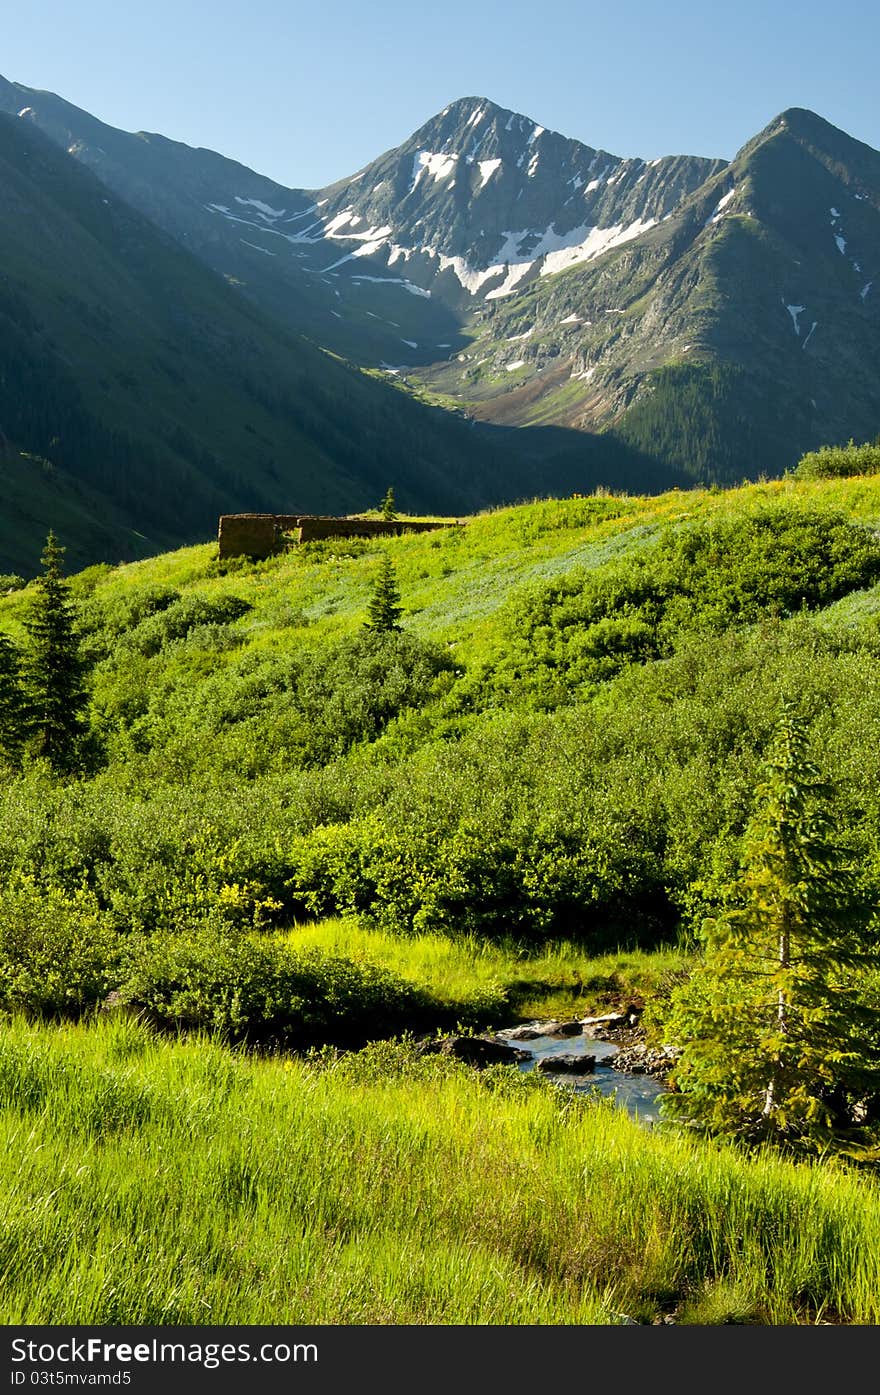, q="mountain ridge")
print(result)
[1,107,672,573]
[1,75,878,563]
